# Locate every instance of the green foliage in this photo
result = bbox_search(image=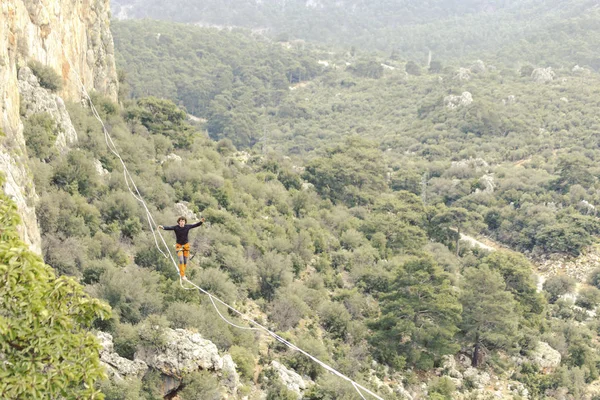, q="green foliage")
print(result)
[481,252,545,327]
[460,266,519,366]
[370,257,461,368]
[0,182,110,399]
[575,286,600,310]
[229,345,256,380]
[428,376,456,399]
[303,137,387,207]
[28,60,63,92]
[544,275,576,303]
[589,268,600,289]
[178,370,220,400]
[23,113,59,161]
[127,97,195,148]
[405,61,421,76]
[261,368,299,400]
